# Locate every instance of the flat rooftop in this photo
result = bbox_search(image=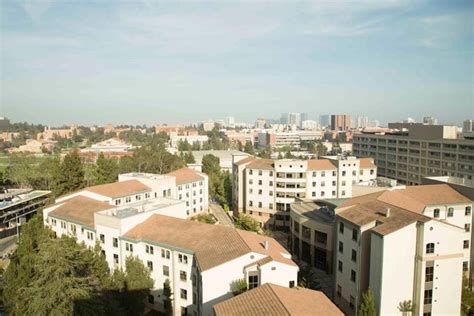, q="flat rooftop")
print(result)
[424,176,474,188]
[0,190,51,210]
[98,197,183,218]
[119,172,173,181]
[291,200,336,224]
